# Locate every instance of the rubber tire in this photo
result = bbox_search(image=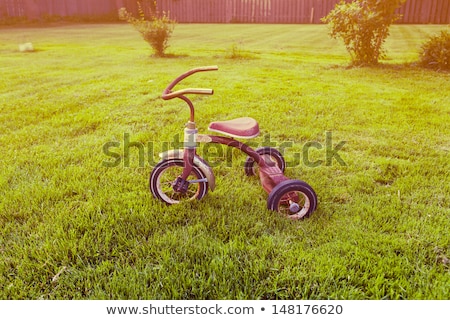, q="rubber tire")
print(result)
[150,159,208,204]
[244,147,286,176]
[267,179,317,219]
